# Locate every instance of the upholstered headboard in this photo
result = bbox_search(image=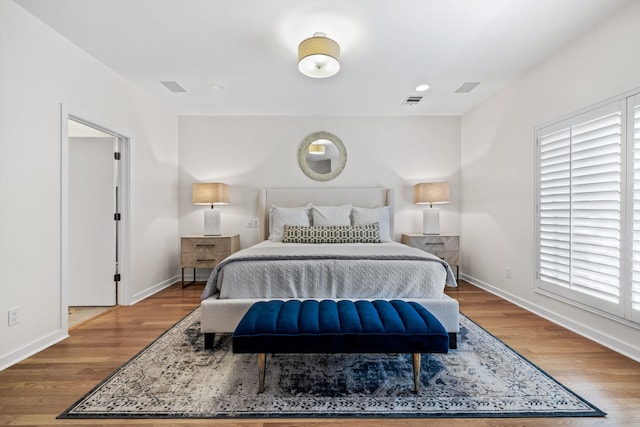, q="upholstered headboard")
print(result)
[259,187,394,240]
